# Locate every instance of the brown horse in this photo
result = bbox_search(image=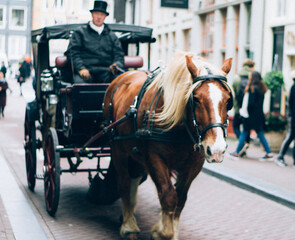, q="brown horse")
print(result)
[104,52,232,240]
